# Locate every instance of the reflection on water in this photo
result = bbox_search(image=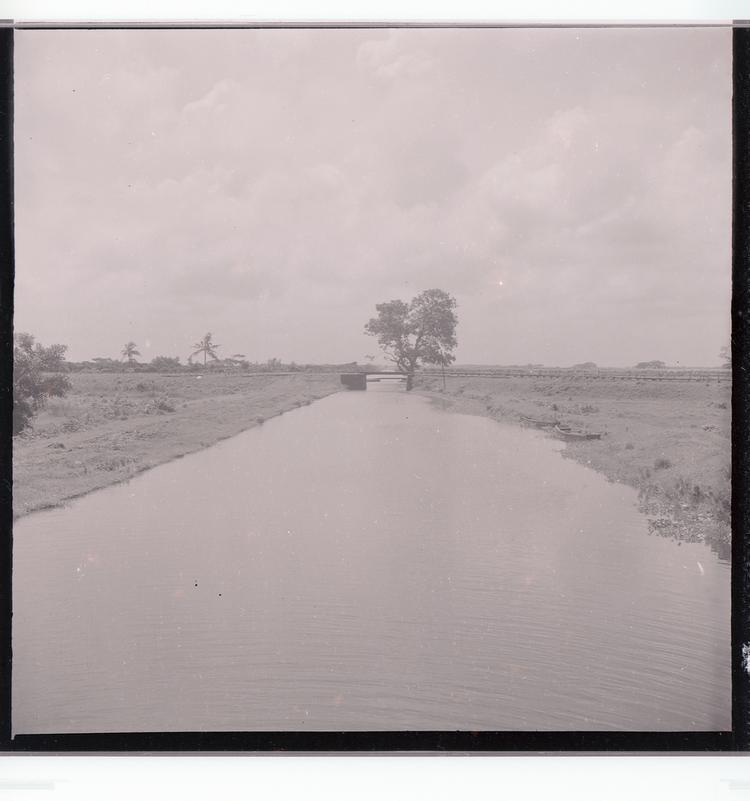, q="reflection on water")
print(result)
[13,383,730,733]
